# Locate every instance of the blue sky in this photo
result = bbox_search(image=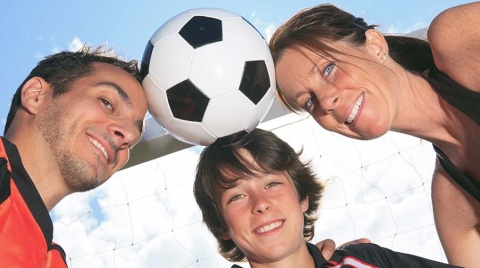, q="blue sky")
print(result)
[0,0,473,134]
[0,1,474,267]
